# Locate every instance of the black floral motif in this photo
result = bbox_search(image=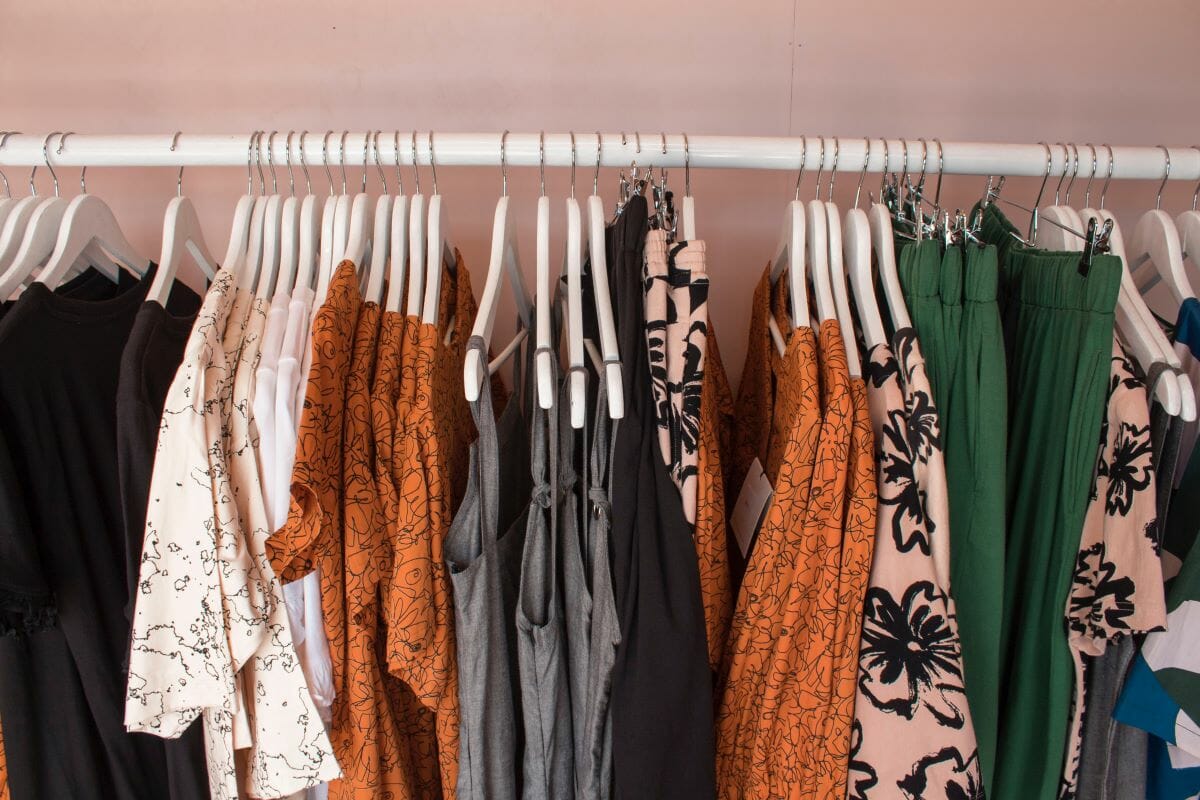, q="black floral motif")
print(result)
[858,582,966,726]
[1100,420,1153,517]
[905,387,941,466]
[847,720,880,800]
[865,349,901,389]
[877,409,932,555]
[1068,542,1136,636]
[897,746,984,800]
